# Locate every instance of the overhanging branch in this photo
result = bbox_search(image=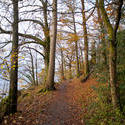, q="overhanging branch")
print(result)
[0,26,45,47]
